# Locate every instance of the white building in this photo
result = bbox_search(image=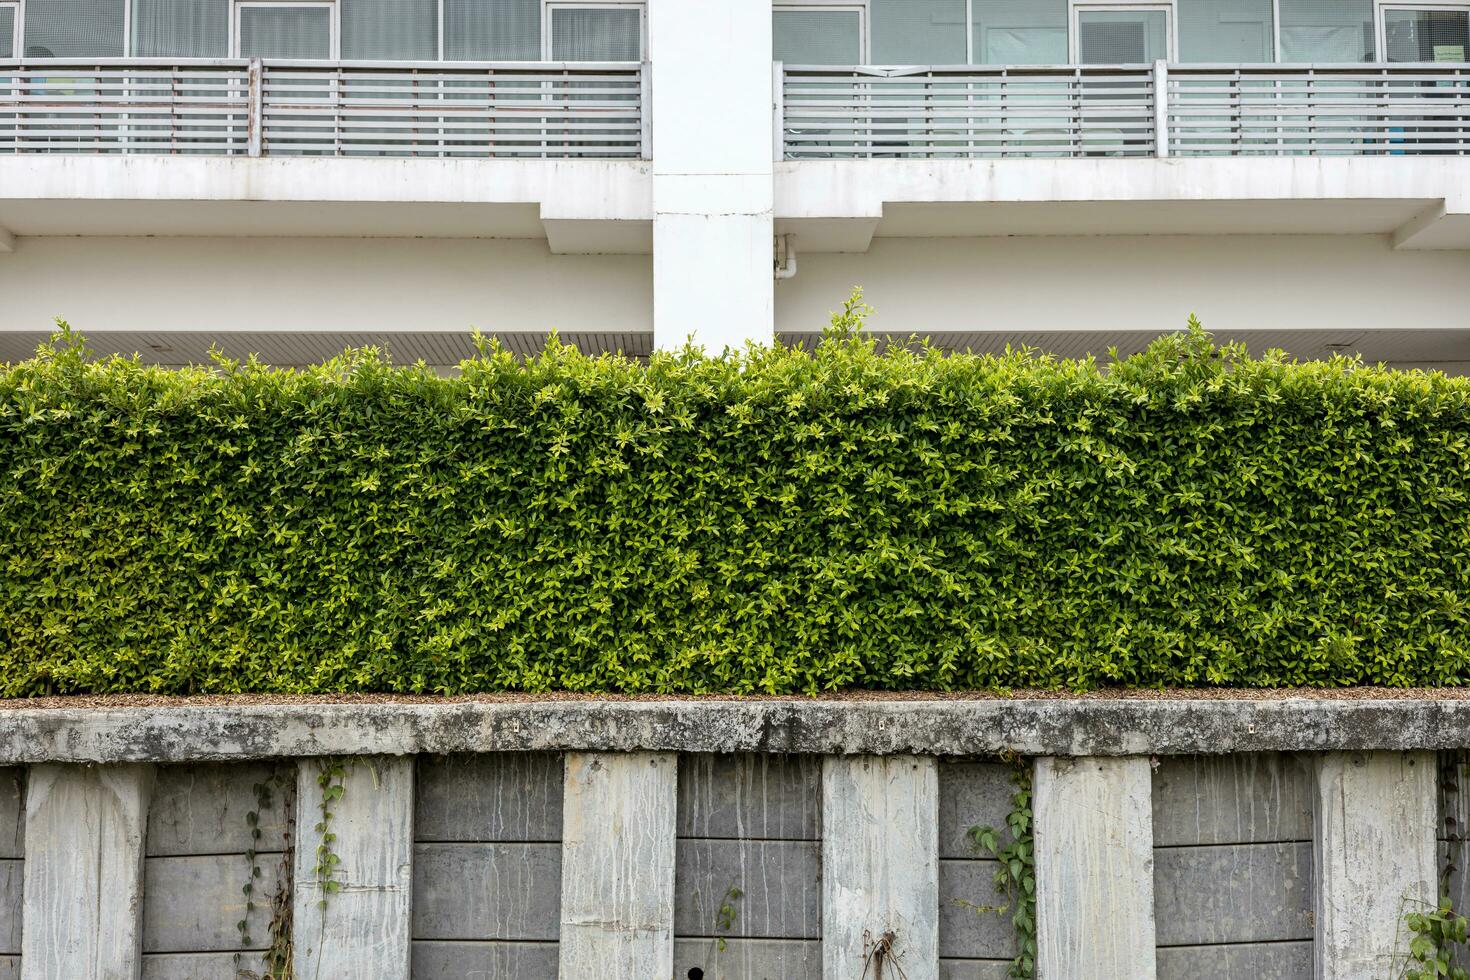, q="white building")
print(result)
[0,0,1467,370]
